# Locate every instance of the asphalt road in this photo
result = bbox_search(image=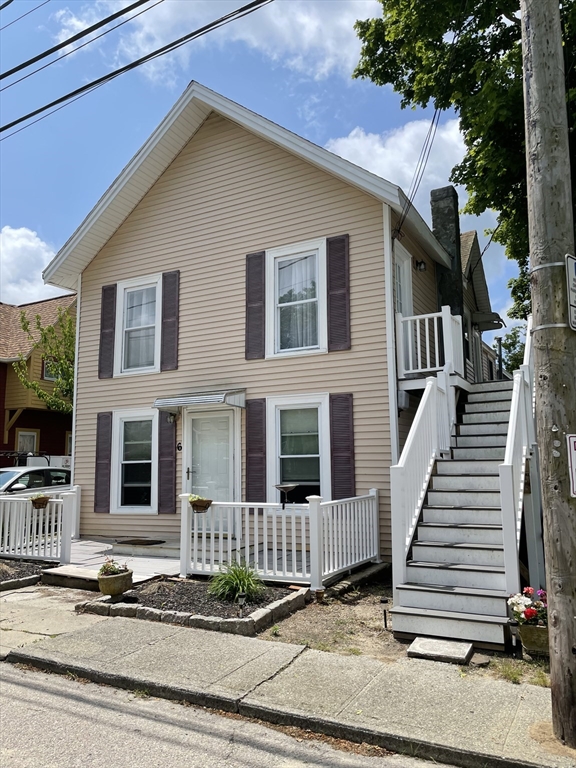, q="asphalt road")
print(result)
[0,664,447,768]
